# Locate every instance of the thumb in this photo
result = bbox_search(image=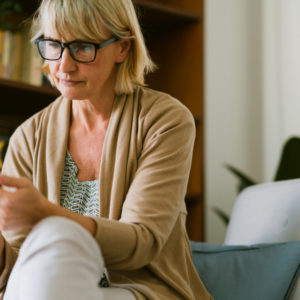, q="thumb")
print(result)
[0,174,30,189]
